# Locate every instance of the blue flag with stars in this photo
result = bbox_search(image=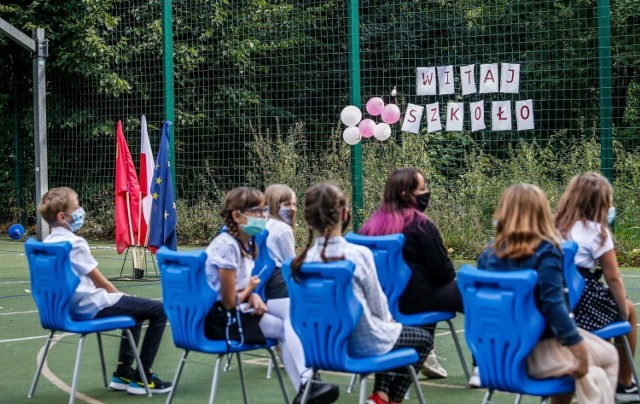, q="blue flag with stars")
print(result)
[148,121,177,251]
